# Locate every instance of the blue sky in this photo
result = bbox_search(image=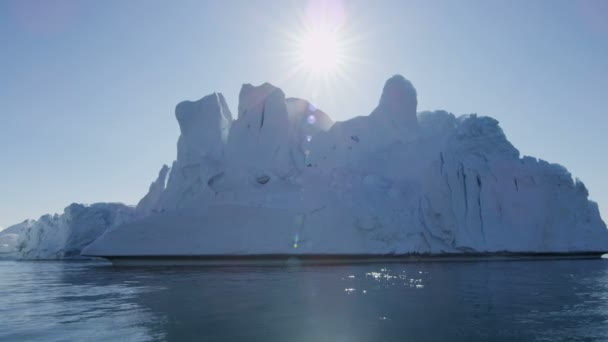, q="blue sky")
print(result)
[1,0,607,228]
